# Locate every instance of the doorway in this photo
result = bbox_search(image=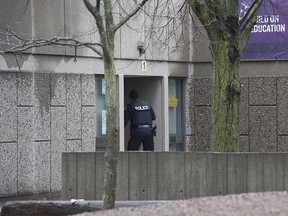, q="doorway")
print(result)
[123,76,165,151]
